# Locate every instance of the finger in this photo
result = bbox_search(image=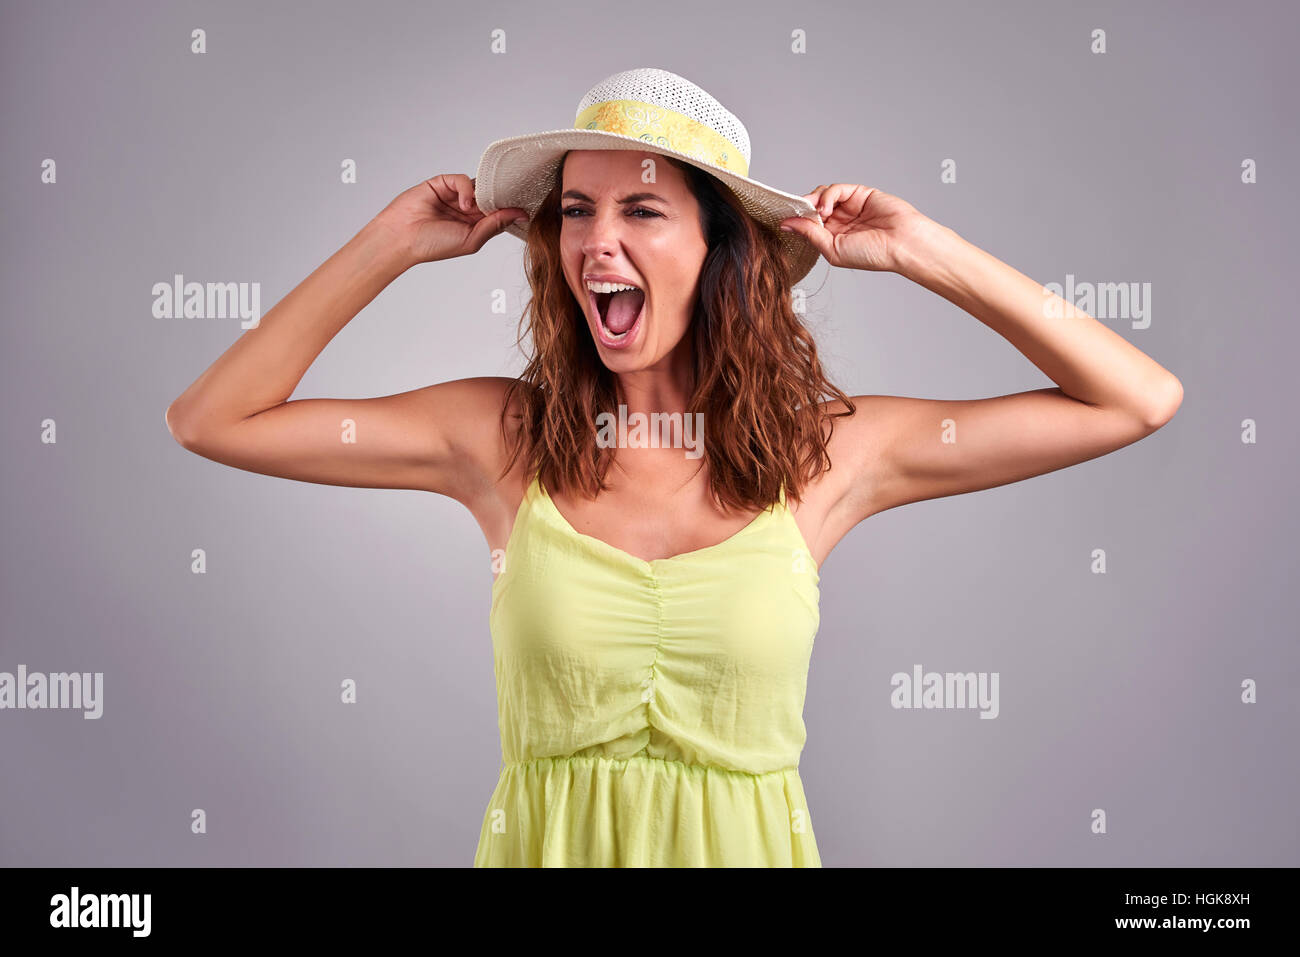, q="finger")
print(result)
[457,175,475,212]
[823,184,875,219]
[466,208,526,250]
[435,172,474,212]
[779,214,835,261]
[816,184,851,219]
[428,174,472,213]
[802,185,828,208]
